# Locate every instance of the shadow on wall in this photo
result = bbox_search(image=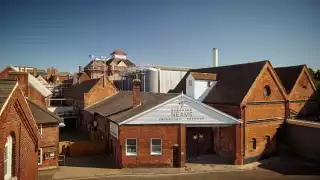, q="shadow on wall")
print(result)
[257,126,320,176]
